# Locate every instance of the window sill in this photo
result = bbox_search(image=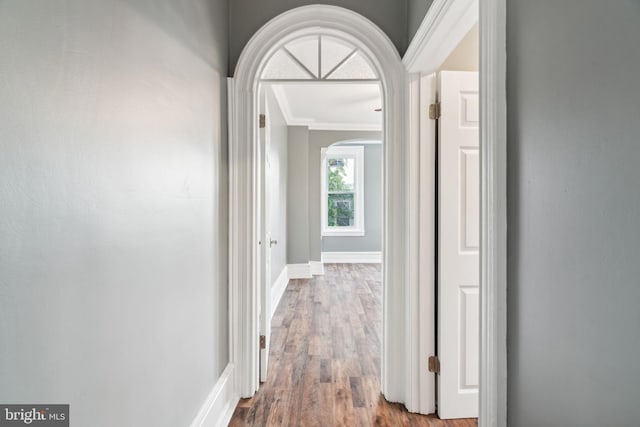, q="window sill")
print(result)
[322,229,365,237]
